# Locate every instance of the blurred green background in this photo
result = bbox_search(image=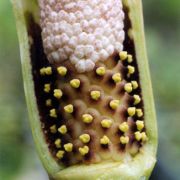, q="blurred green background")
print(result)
[0,0,180,179]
